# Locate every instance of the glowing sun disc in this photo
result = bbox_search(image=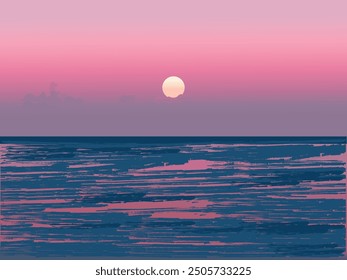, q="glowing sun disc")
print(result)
[162,76,185,98]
